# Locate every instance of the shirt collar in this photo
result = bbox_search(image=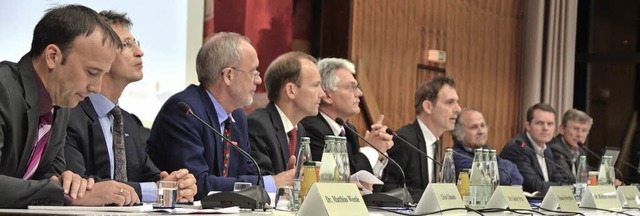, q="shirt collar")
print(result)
[88,93,116,117]
[34,73,53,116]
[275,104,295,133]
[205,90,235,127]
[320,112,342,136]
[527,132,546,153]
[417,118,437,146]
